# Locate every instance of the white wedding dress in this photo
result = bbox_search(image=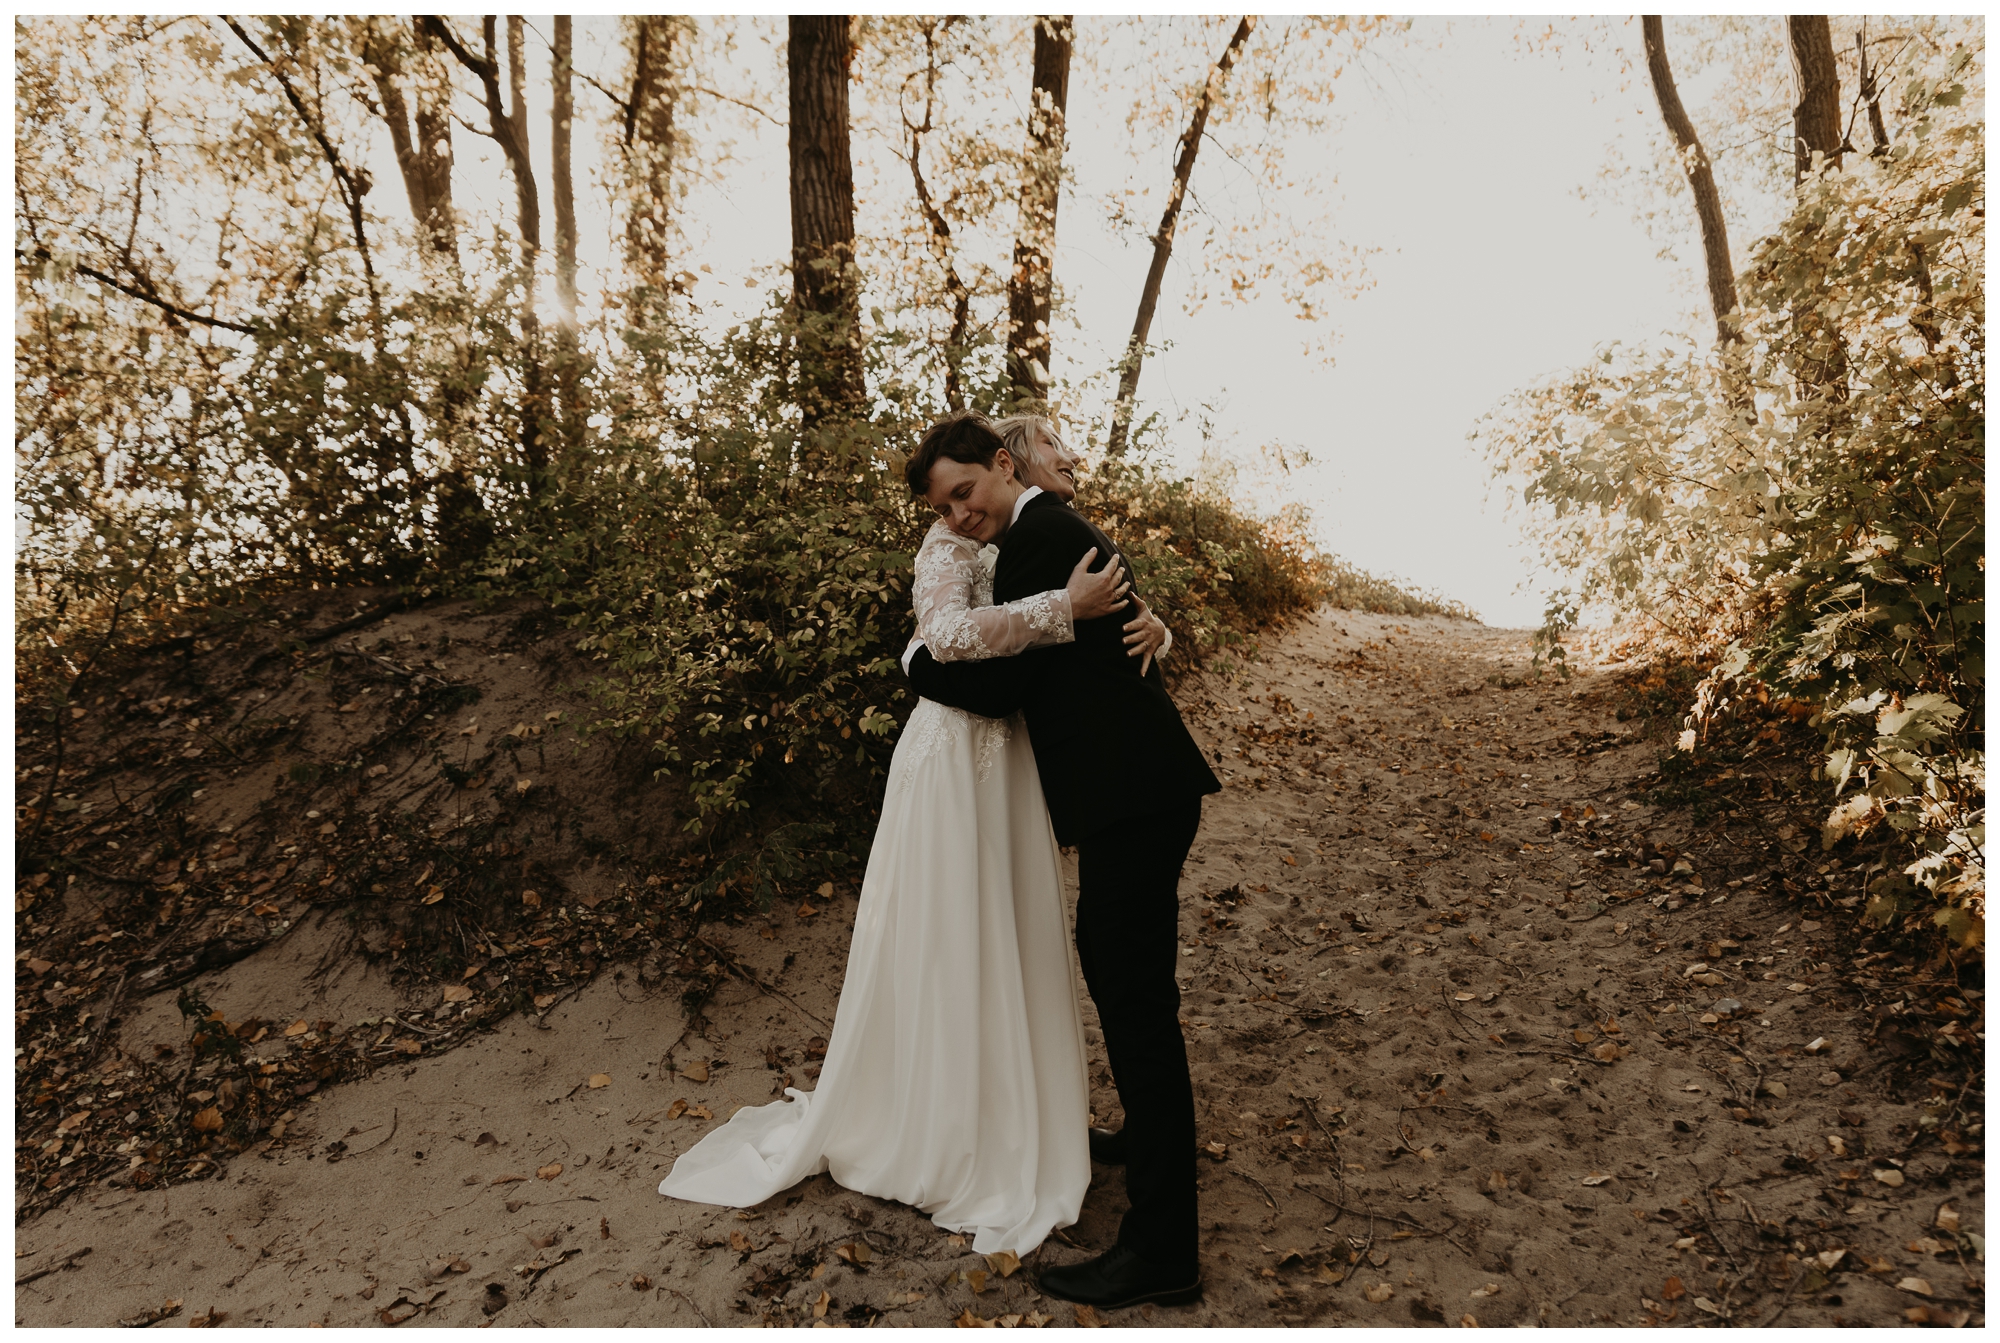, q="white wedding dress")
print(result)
[658,522,1091,1255]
